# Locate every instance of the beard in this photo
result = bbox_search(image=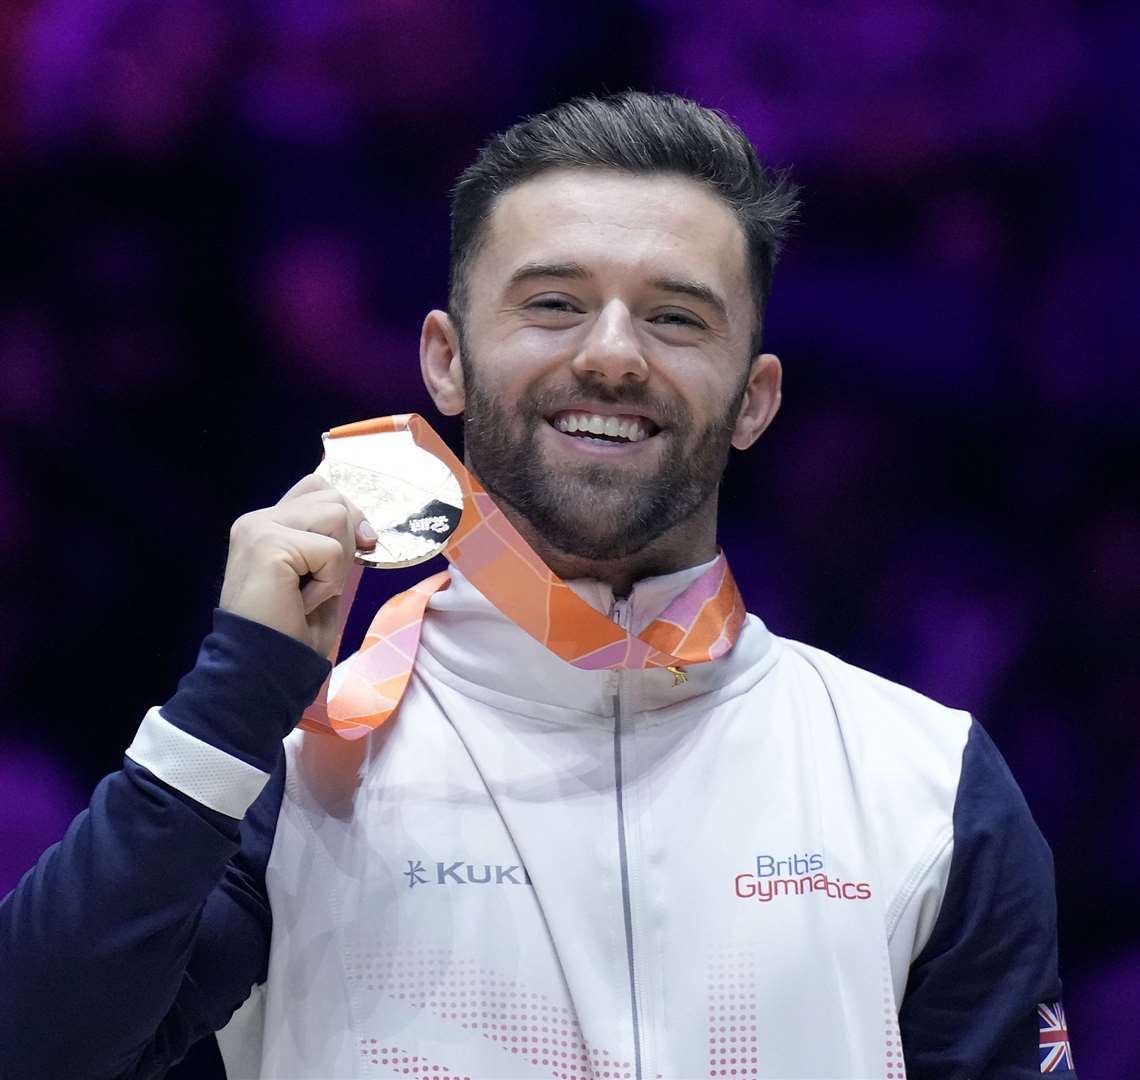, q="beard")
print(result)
[460,352,744,561]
